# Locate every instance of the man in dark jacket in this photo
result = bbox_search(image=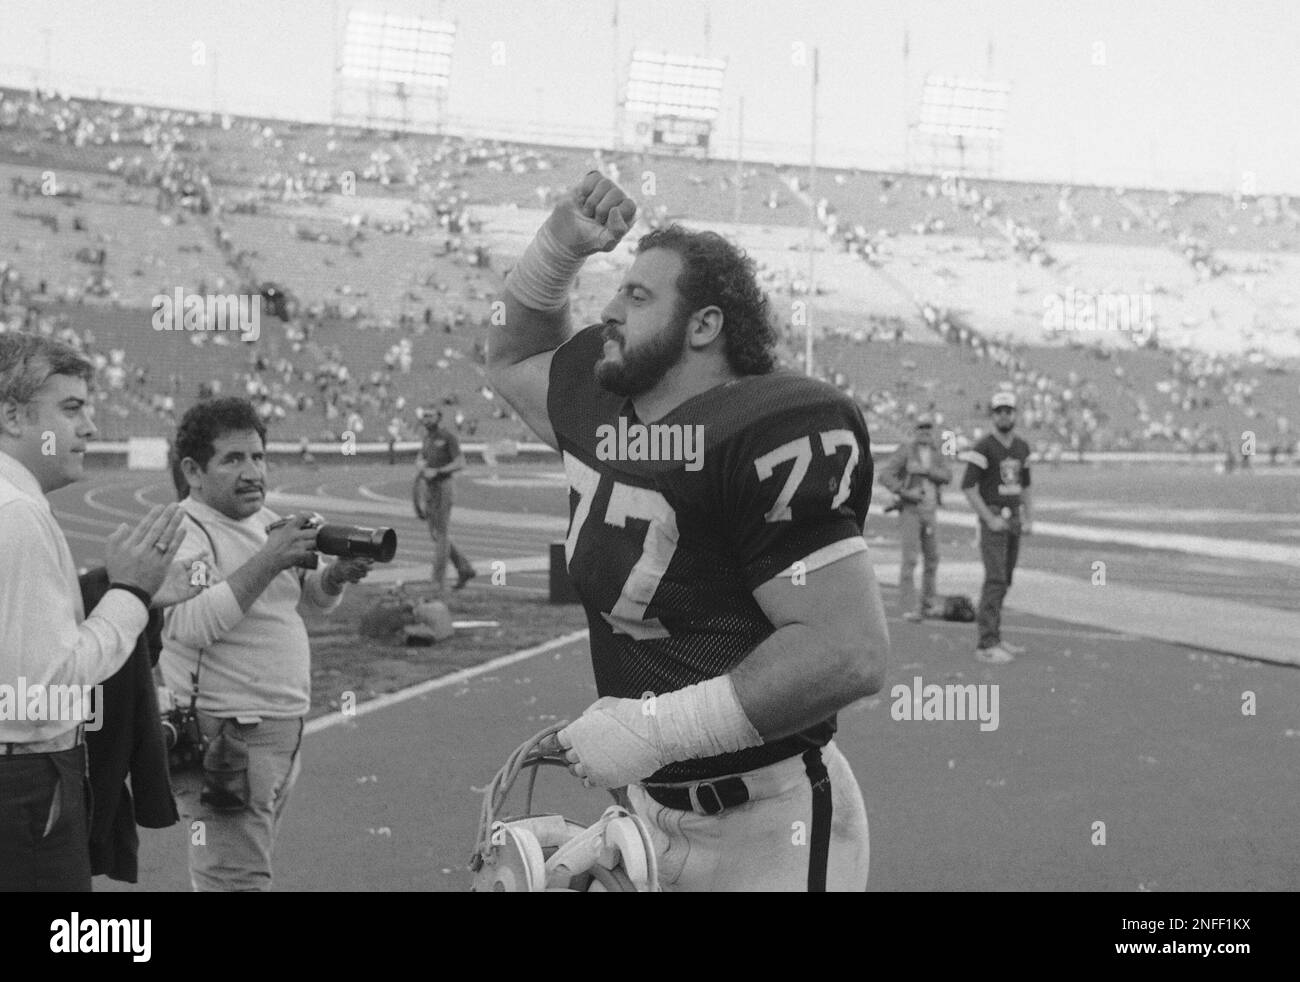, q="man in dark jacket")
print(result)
[80,567,180,883]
